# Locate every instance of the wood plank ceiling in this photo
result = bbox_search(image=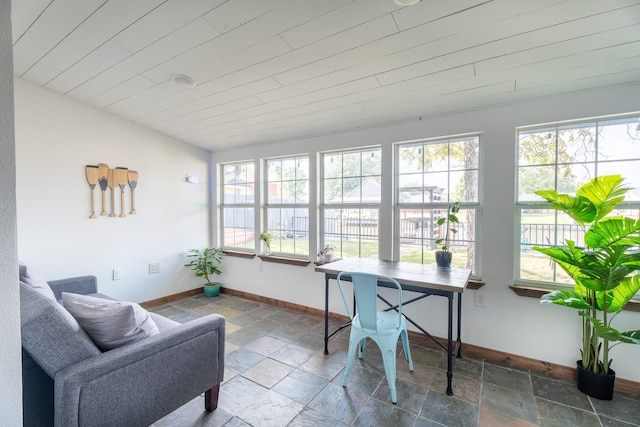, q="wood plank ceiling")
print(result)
[11,0,640,150]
